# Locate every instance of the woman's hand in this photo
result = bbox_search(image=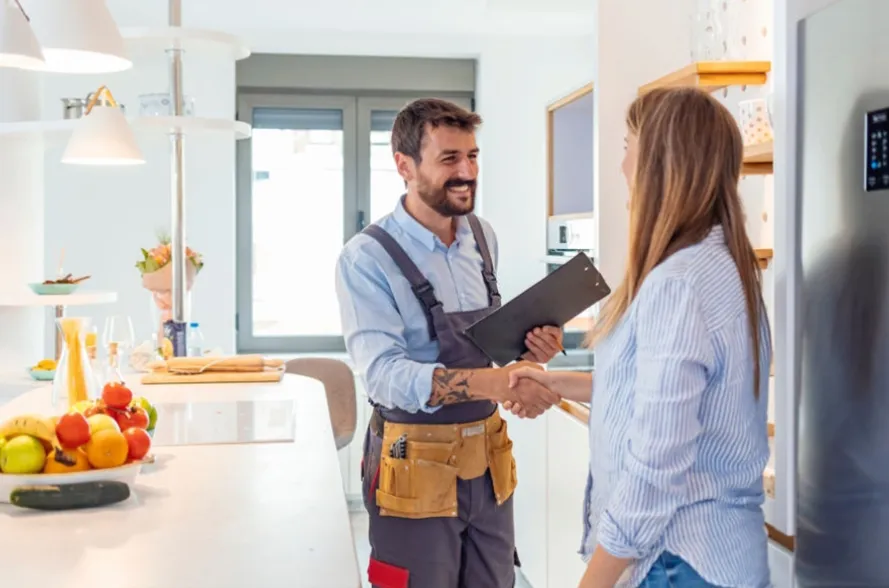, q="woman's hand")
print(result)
[503,366,559,418]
